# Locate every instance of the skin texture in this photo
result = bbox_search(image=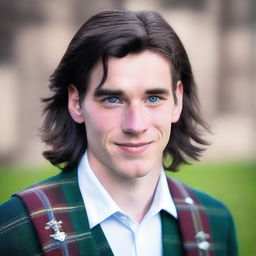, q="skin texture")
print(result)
[68,50,183,221]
